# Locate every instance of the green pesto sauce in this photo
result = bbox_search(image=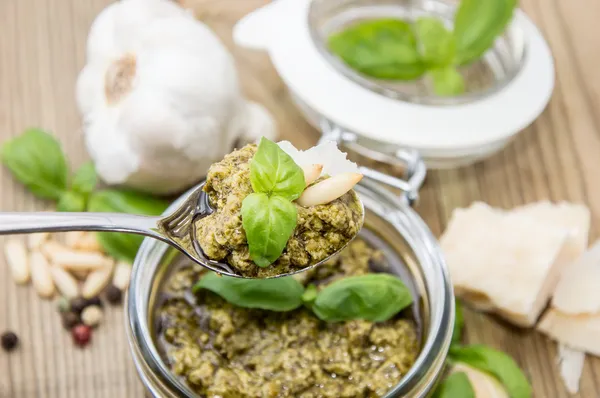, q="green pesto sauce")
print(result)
[155,239,419,398]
